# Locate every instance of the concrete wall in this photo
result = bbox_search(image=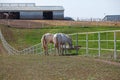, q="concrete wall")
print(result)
[20,11,43,19]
